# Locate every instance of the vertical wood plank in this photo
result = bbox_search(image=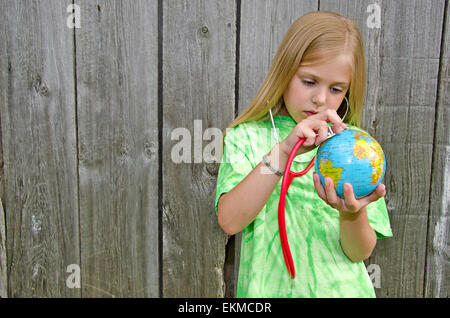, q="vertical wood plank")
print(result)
[0,197,6,297]
[0,55,4,297]
[76,0,159,297]
[425,1,449,298]
[320,0,446,297]
[238,0,319,114]
[0,0,80,297]
[235,0,318,297]
[162,0,234,297]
